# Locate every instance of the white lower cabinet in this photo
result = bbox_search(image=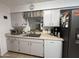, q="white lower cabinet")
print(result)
[30,40,44,57]
[7,37,44,57]
[7,36,63,58]
[19,39,30,54]
[44,40,62,58]
[7,37,19,52]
